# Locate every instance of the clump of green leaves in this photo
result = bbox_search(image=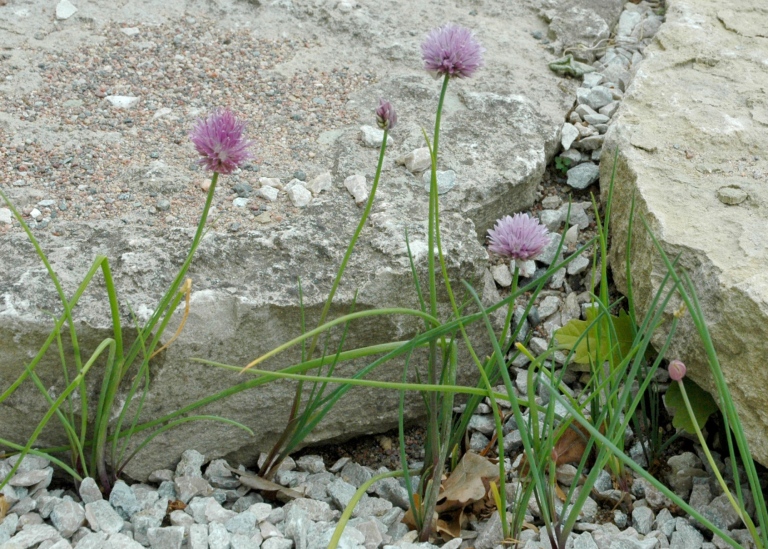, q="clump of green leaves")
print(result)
[554,156,571,175]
